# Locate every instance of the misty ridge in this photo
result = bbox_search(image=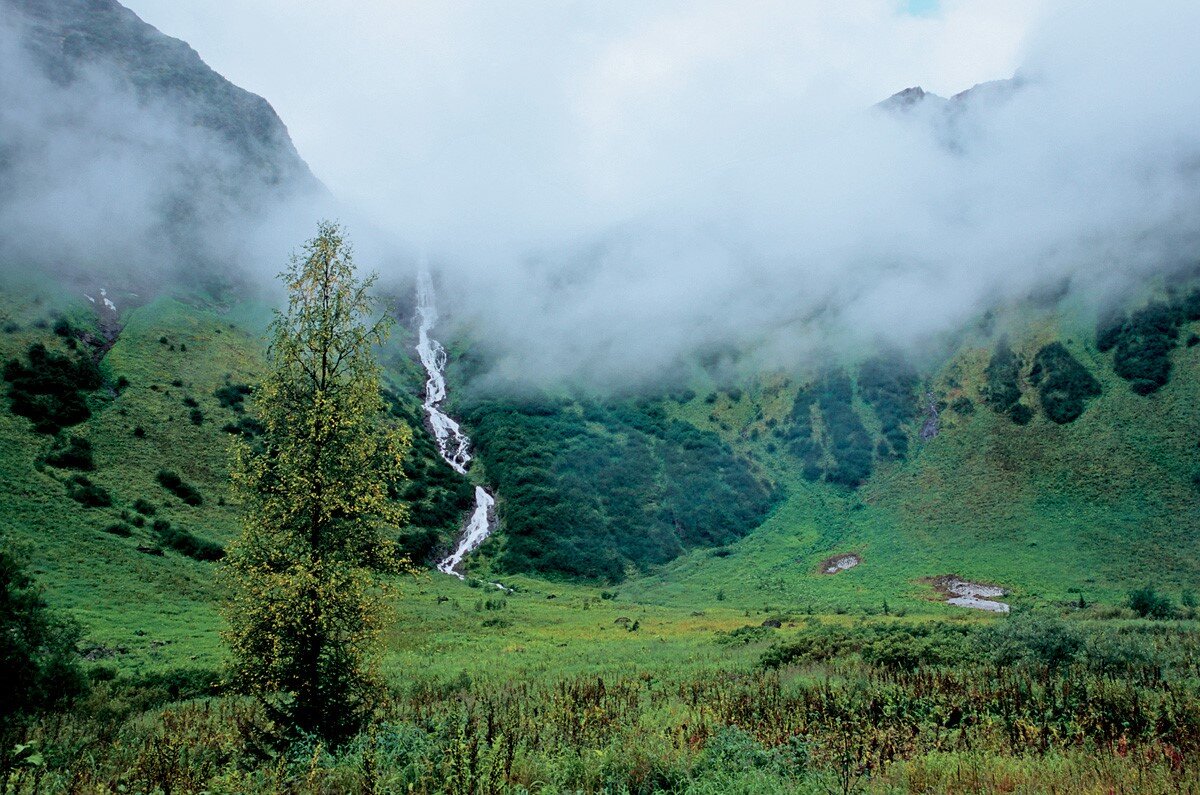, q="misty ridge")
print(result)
[0,0,331,295]
[433,2,1200,391]
[4,0,1200,392]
